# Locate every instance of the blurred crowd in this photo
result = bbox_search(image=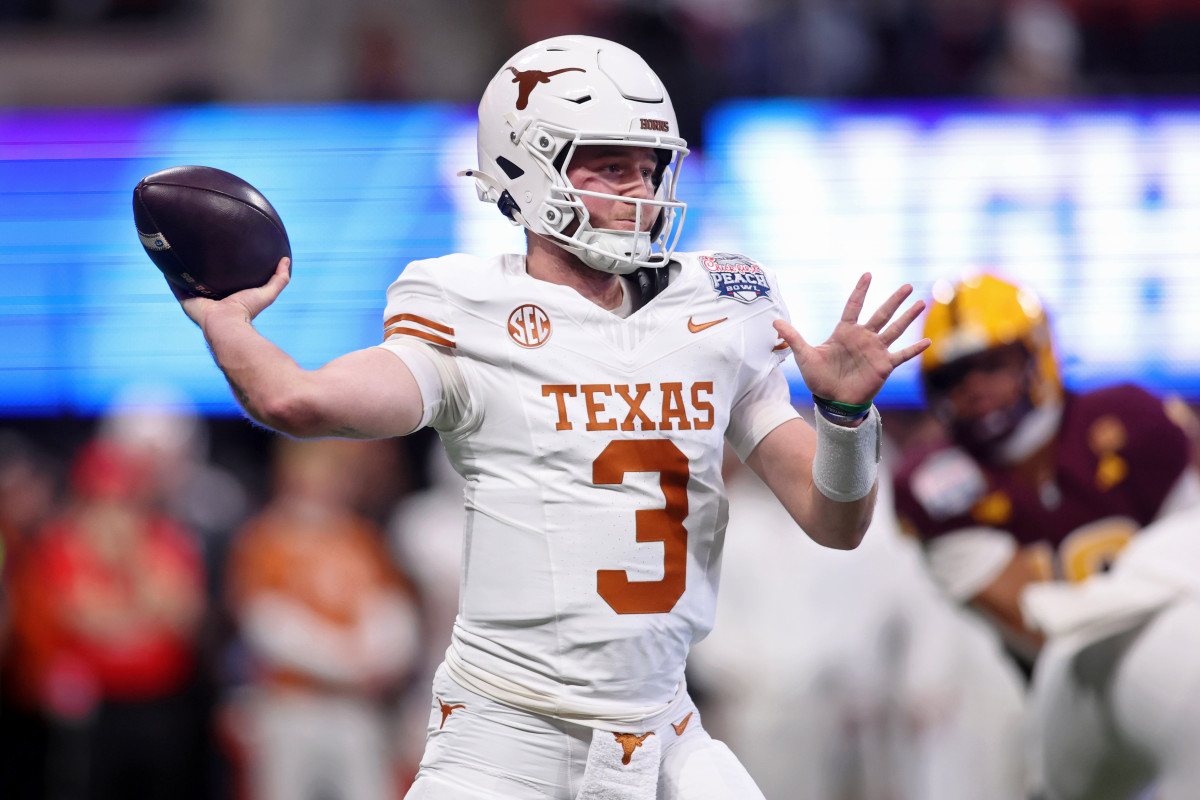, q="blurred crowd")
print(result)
[5,0,1200,143]
[0,393,458,800]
